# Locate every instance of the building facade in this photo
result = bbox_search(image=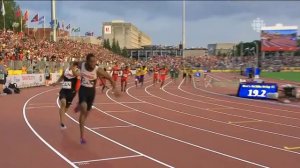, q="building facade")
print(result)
[102,20,152,49]
[183,48,208,57]
[207,43,235,56]
[127,45,181,60]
